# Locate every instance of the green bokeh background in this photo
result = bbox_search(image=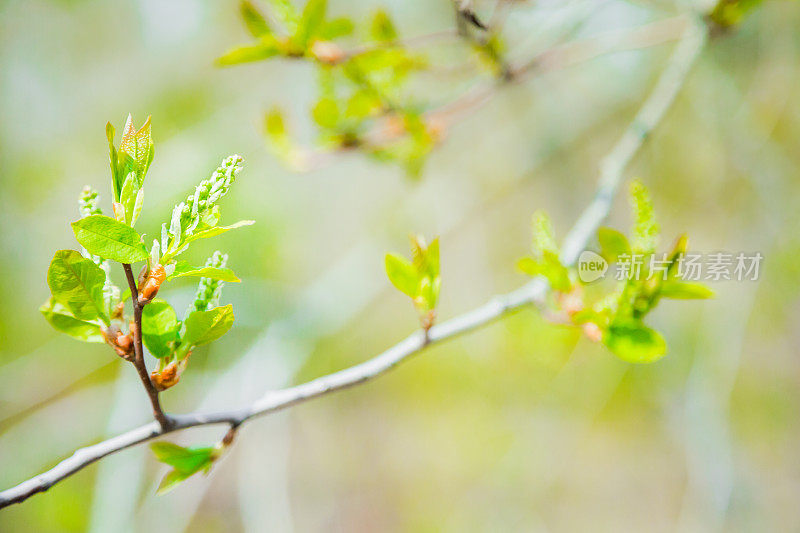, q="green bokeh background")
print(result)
[1,0,799,530]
